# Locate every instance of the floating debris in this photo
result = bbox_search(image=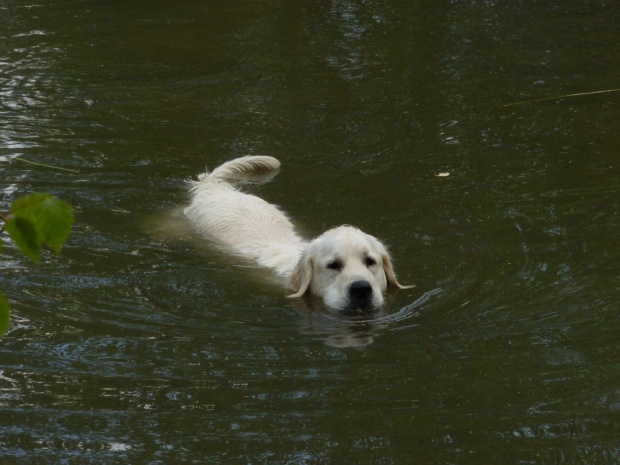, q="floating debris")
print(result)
[503,88,620,107]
